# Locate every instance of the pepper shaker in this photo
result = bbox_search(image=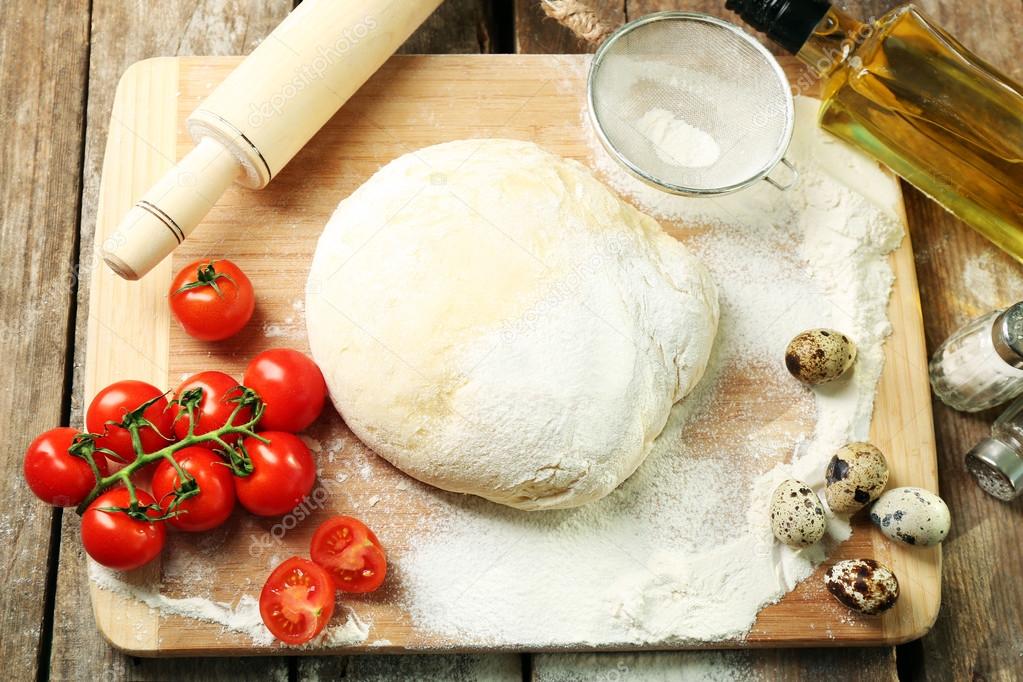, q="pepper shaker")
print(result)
[965,396,1023,501]
[929,302,1023,412]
